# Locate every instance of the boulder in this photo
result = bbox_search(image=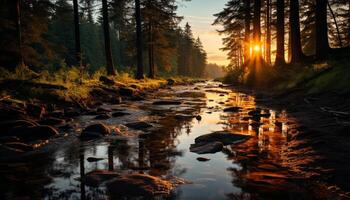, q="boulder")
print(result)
[84,170,121,187]
[223,107,241,113]
[126,122,153,130]
[94,113,112,120]
[190,142,223,154]
[119,87,136,97]
[7,125,59,141]
[248,109,262,116]
[167,79,175,86]
[195,131,250,145]
[107,173,173,198]
[81,123,111,140]
[112,112,130,117]
[153,100,182,105]
[175,114,194,120]
[99,76,115,85]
